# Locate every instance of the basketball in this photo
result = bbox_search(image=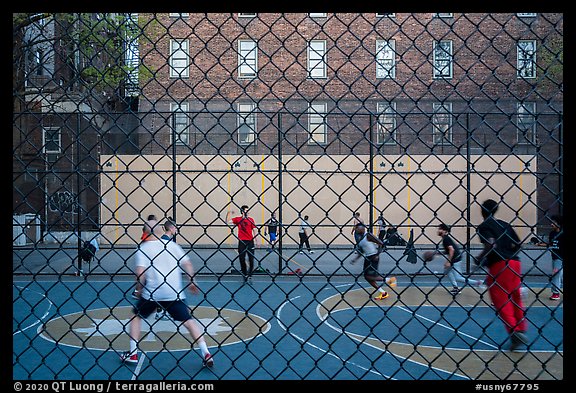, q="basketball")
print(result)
[422,251,435,262]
